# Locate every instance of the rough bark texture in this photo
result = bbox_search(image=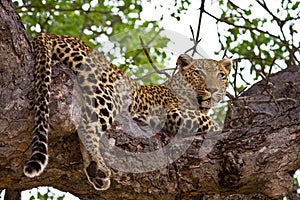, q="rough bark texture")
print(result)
[0,1,299,199]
